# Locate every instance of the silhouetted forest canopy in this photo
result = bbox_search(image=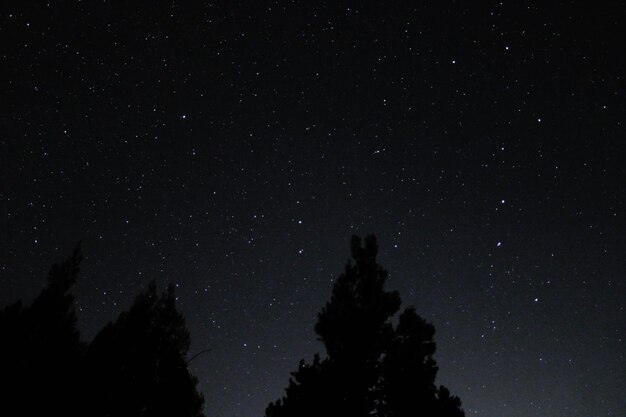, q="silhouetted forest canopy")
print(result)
[0,243,204,417]
[0,236,464,417]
